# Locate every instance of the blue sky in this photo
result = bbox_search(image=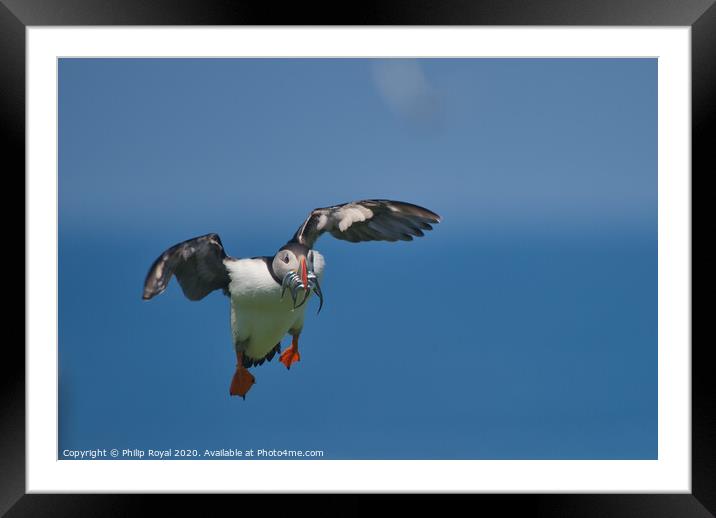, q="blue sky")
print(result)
[58,58,657,459]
